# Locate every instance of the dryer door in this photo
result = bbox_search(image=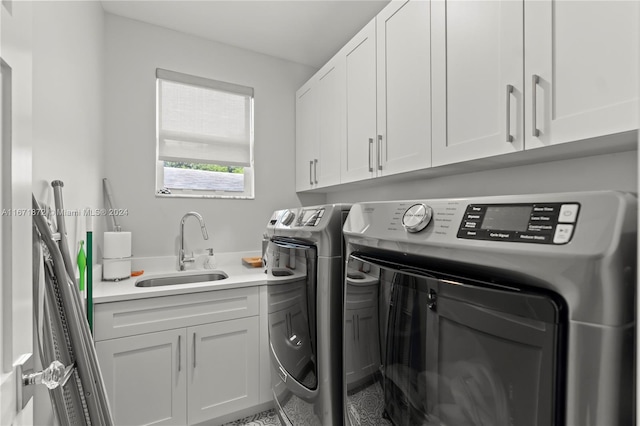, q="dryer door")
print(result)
[267,237,319,423]
[345,253,565,426]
